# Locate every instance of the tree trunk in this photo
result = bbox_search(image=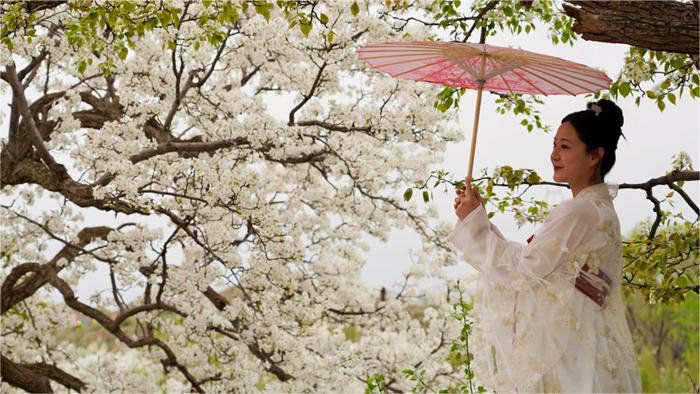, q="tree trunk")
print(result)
[562,1,699,67]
